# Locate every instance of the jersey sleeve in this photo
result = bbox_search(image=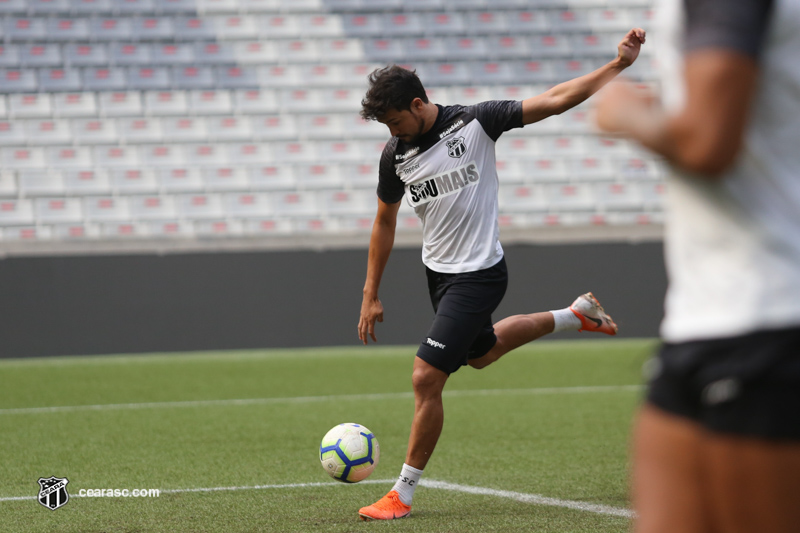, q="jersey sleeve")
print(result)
[464,100,524,142]
[376,137,404,204]
[684,0,774,58]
